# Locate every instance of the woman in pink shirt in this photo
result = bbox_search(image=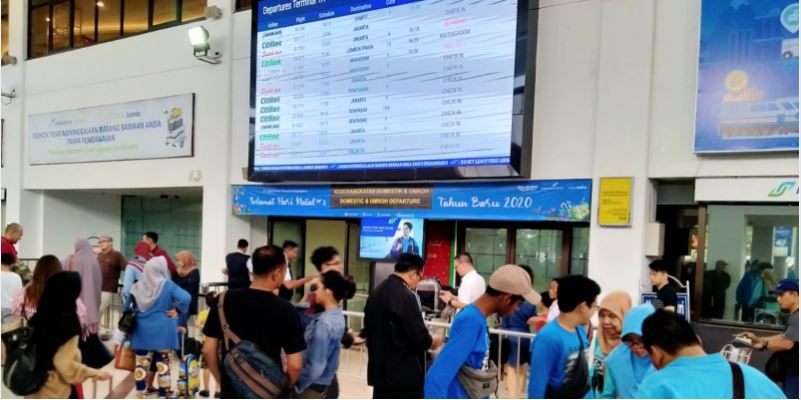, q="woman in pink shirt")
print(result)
[11,255,87,325]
